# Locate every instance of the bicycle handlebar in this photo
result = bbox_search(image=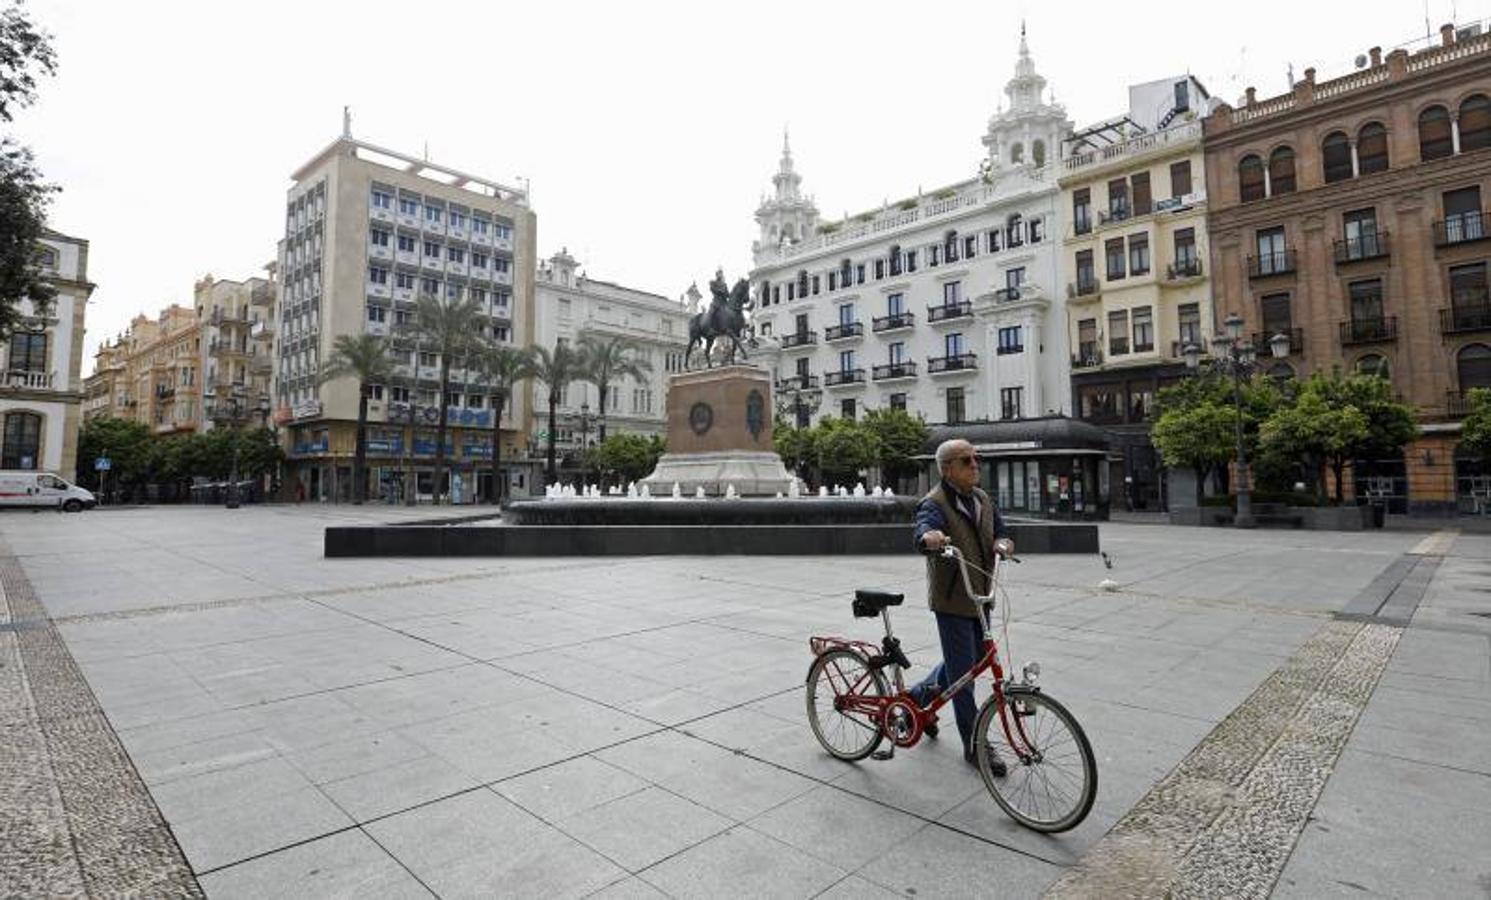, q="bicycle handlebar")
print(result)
[939,545,1018,605]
